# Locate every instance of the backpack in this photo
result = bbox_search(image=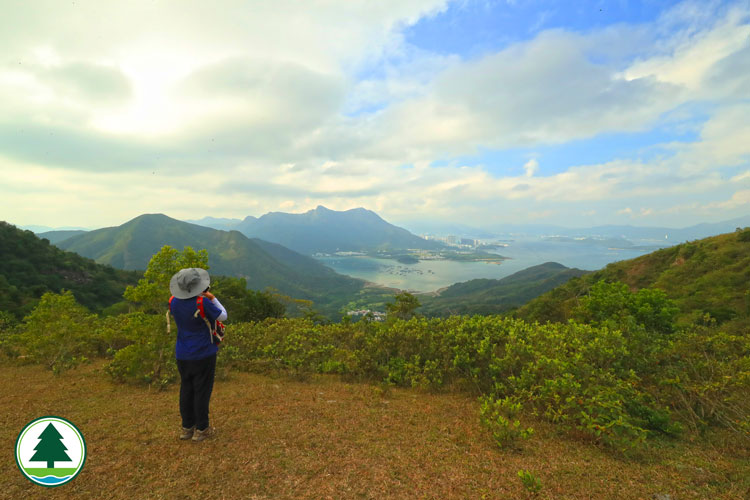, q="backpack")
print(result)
[167,296,225,345]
